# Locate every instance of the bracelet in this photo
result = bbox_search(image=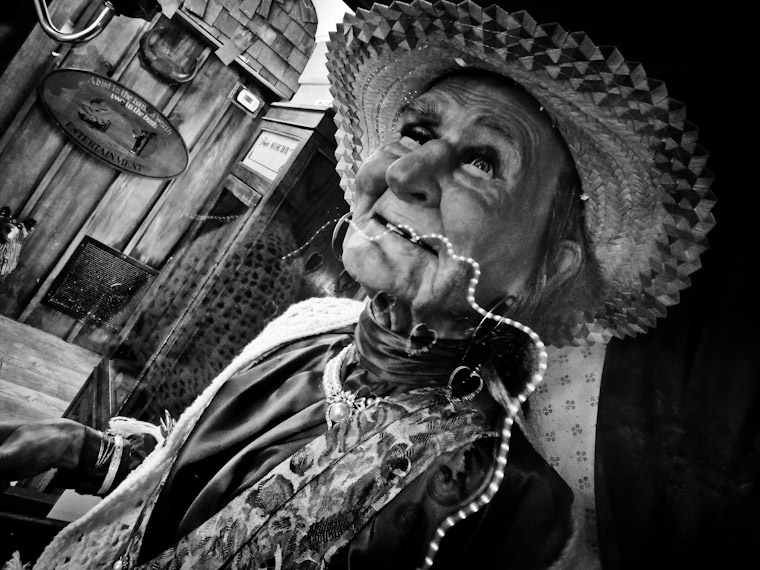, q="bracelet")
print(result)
[93,432,106,468]
[94,431,113,469]
[97,434,124,496]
